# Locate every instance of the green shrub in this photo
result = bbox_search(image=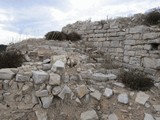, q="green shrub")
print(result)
[144,8,160,25]
[67,32,81,41]
[118,69,154,91]
[0,50,24,68]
